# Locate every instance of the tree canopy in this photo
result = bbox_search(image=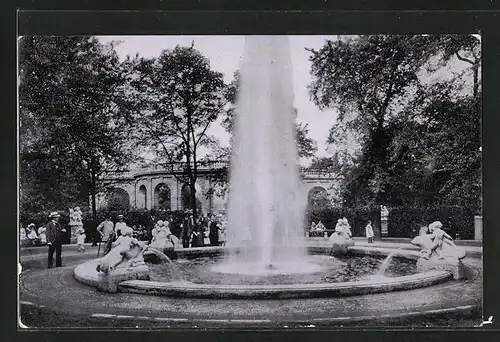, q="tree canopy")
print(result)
[128,44,227,220]
[19,36,138,221]
[308,34,481,211]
